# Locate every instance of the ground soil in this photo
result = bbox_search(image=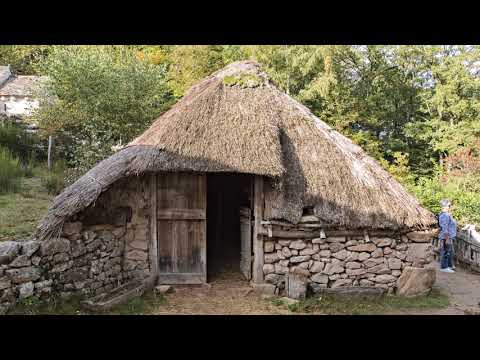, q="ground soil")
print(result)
[151,261,480,315]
